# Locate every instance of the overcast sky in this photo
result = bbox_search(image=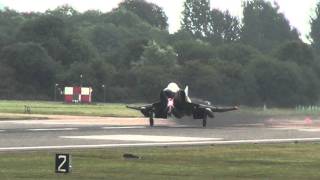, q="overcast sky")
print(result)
[0,0,318,42]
